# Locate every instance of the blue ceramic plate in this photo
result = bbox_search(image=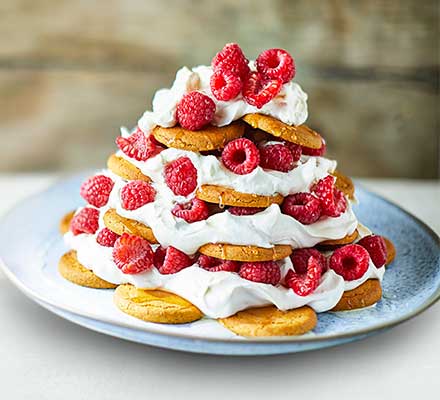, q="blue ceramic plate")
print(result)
[0,173,439,355]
